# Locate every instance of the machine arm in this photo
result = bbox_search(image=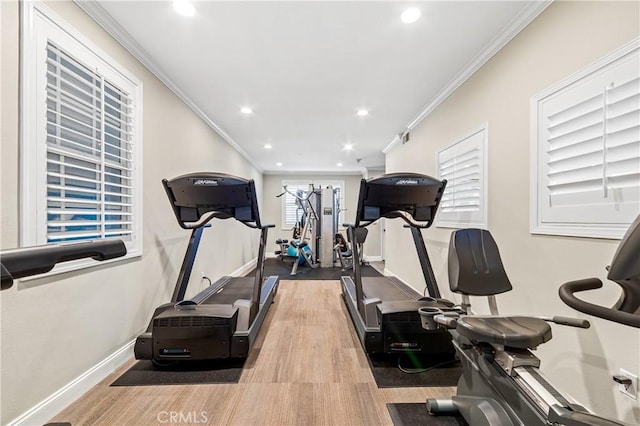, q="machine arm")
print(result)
[559,278,640,328]
[1,239,127,290]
